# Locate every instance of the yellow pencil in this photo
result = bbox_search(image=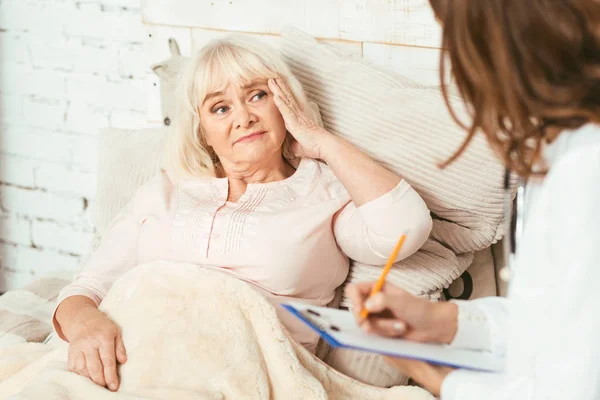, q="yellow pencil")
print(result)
[359,233,407,320]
